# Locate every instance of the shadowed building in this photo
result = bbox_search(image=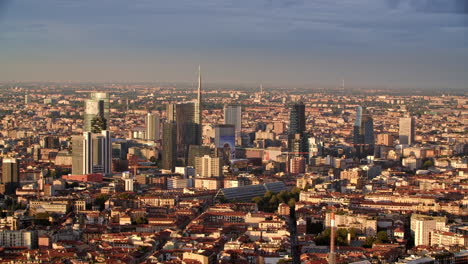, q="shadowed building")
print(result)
[162,122,177,171]
[1,158,20,195]
[167,102,201,165]
[72,131,112,175]
[288,102,309,165]
[223,105,242,145]
[399,116,415,145]
[353,106,374,158]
